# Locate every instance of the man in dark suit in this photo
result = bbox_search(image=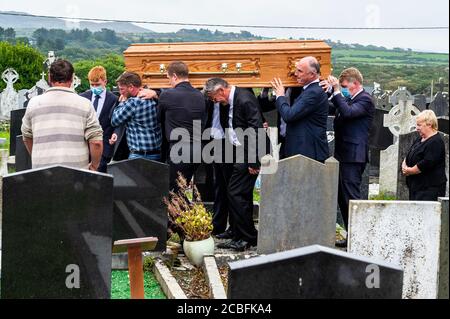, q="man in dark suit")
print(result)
[158,61,207,192]
[326,67,375,246]
[271,56,329,162]
[204,78,269,251]
[80,66,118,173]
